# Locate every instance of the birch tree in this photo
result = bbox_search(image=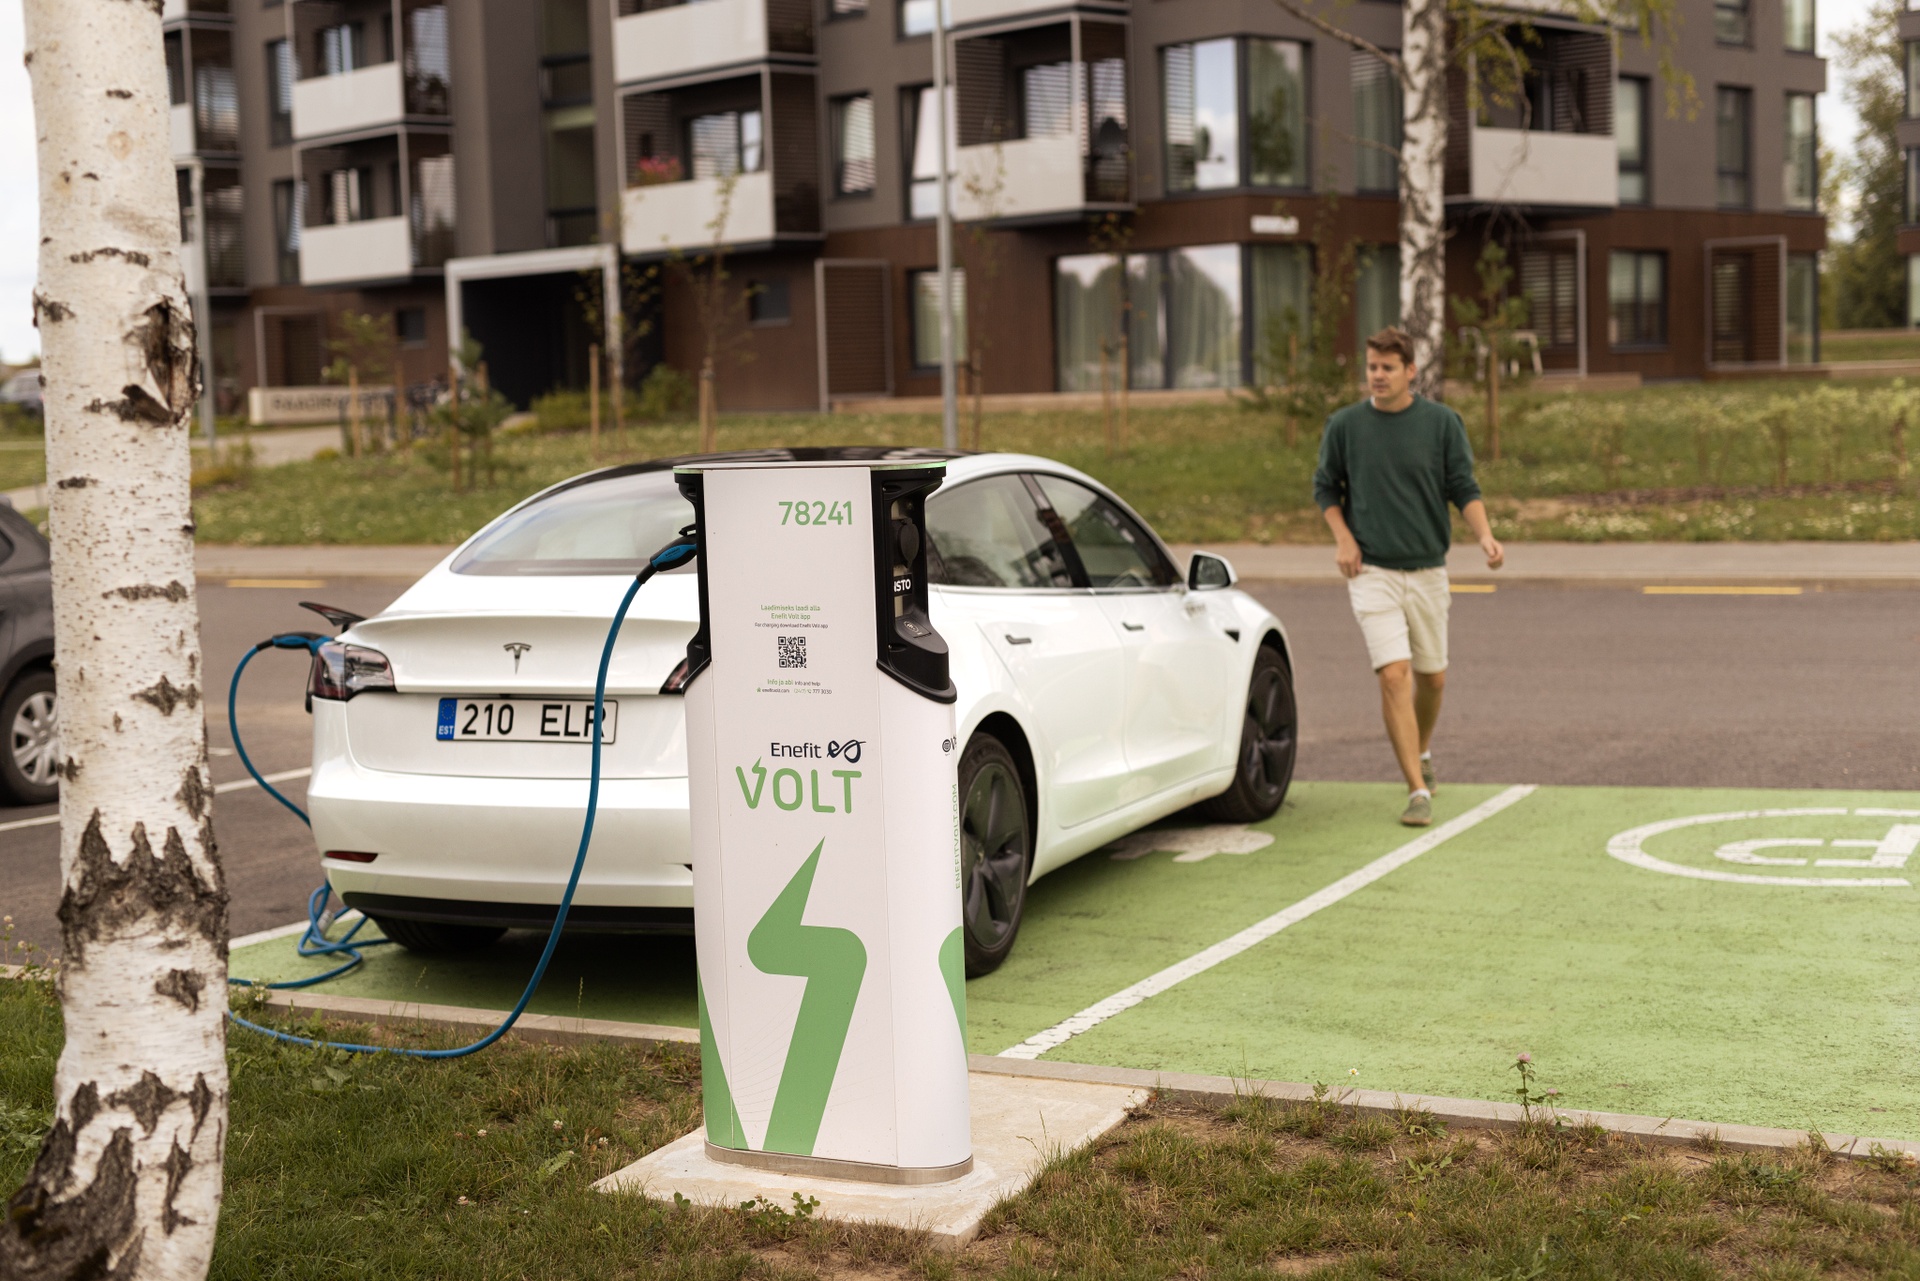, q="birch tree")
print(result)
[1272,0,1686,396]
[5,2,228,1278]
